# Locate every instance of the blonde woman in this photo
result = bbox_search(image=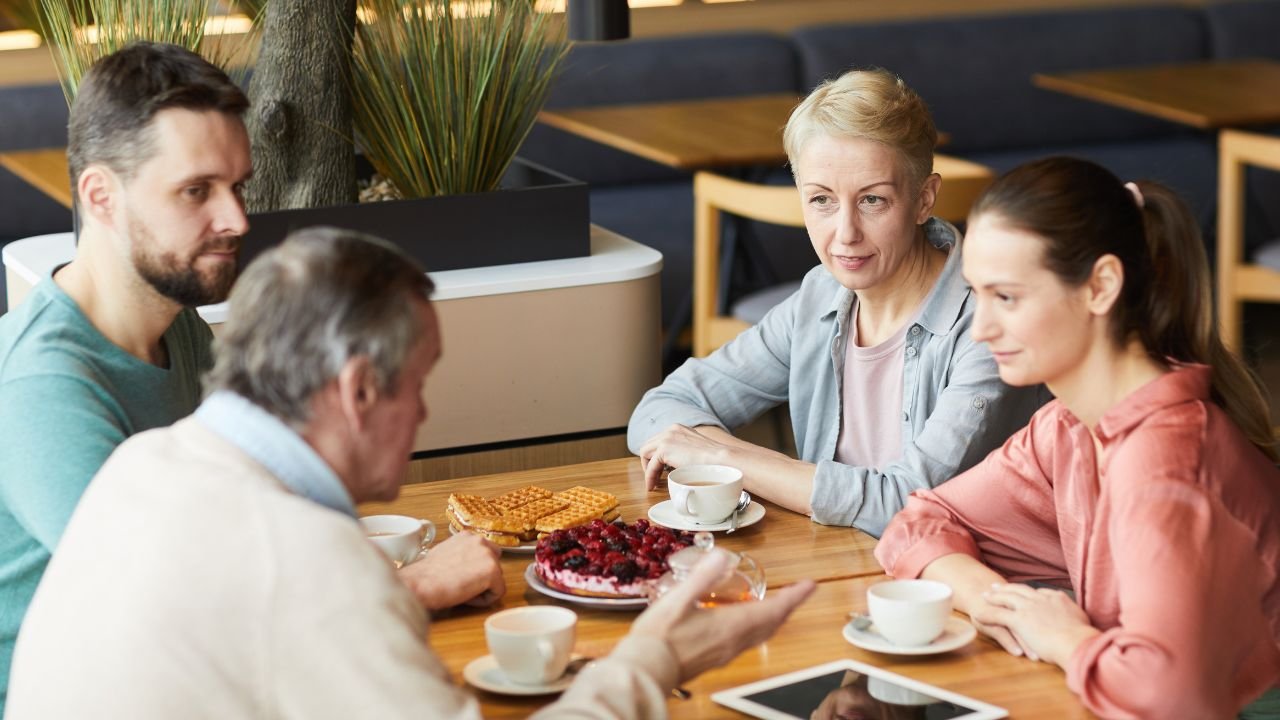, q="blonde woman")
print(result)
[628,69,1045,535]
[877,157,1280,719]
